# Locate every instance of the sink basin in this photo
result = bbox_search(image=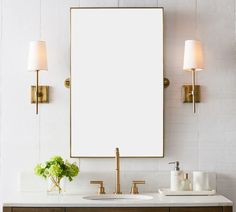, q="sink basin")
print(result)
[83,194,153,201]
